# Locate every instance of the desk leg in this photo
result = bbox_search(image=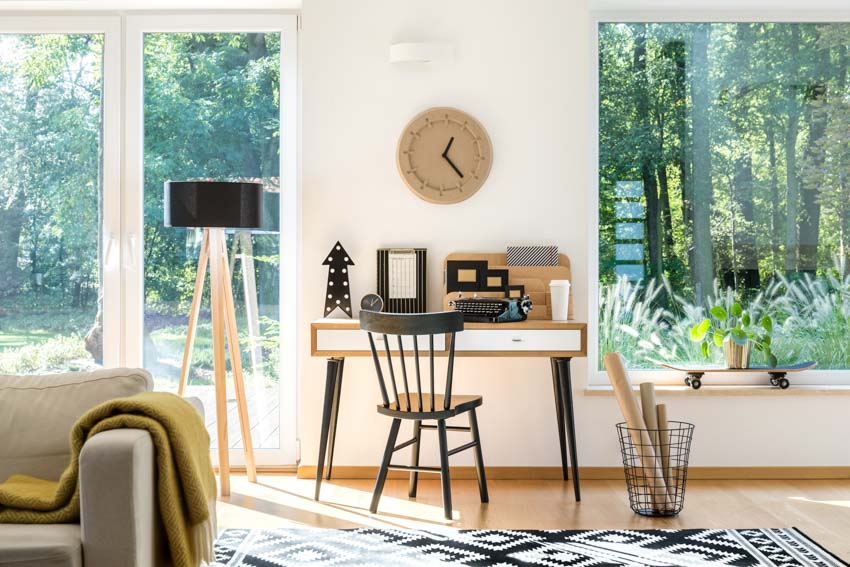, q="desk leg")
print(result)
[325,357,345,480]
[556,357,580,501]
[315,357,343,500]
[550,358,569,481]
